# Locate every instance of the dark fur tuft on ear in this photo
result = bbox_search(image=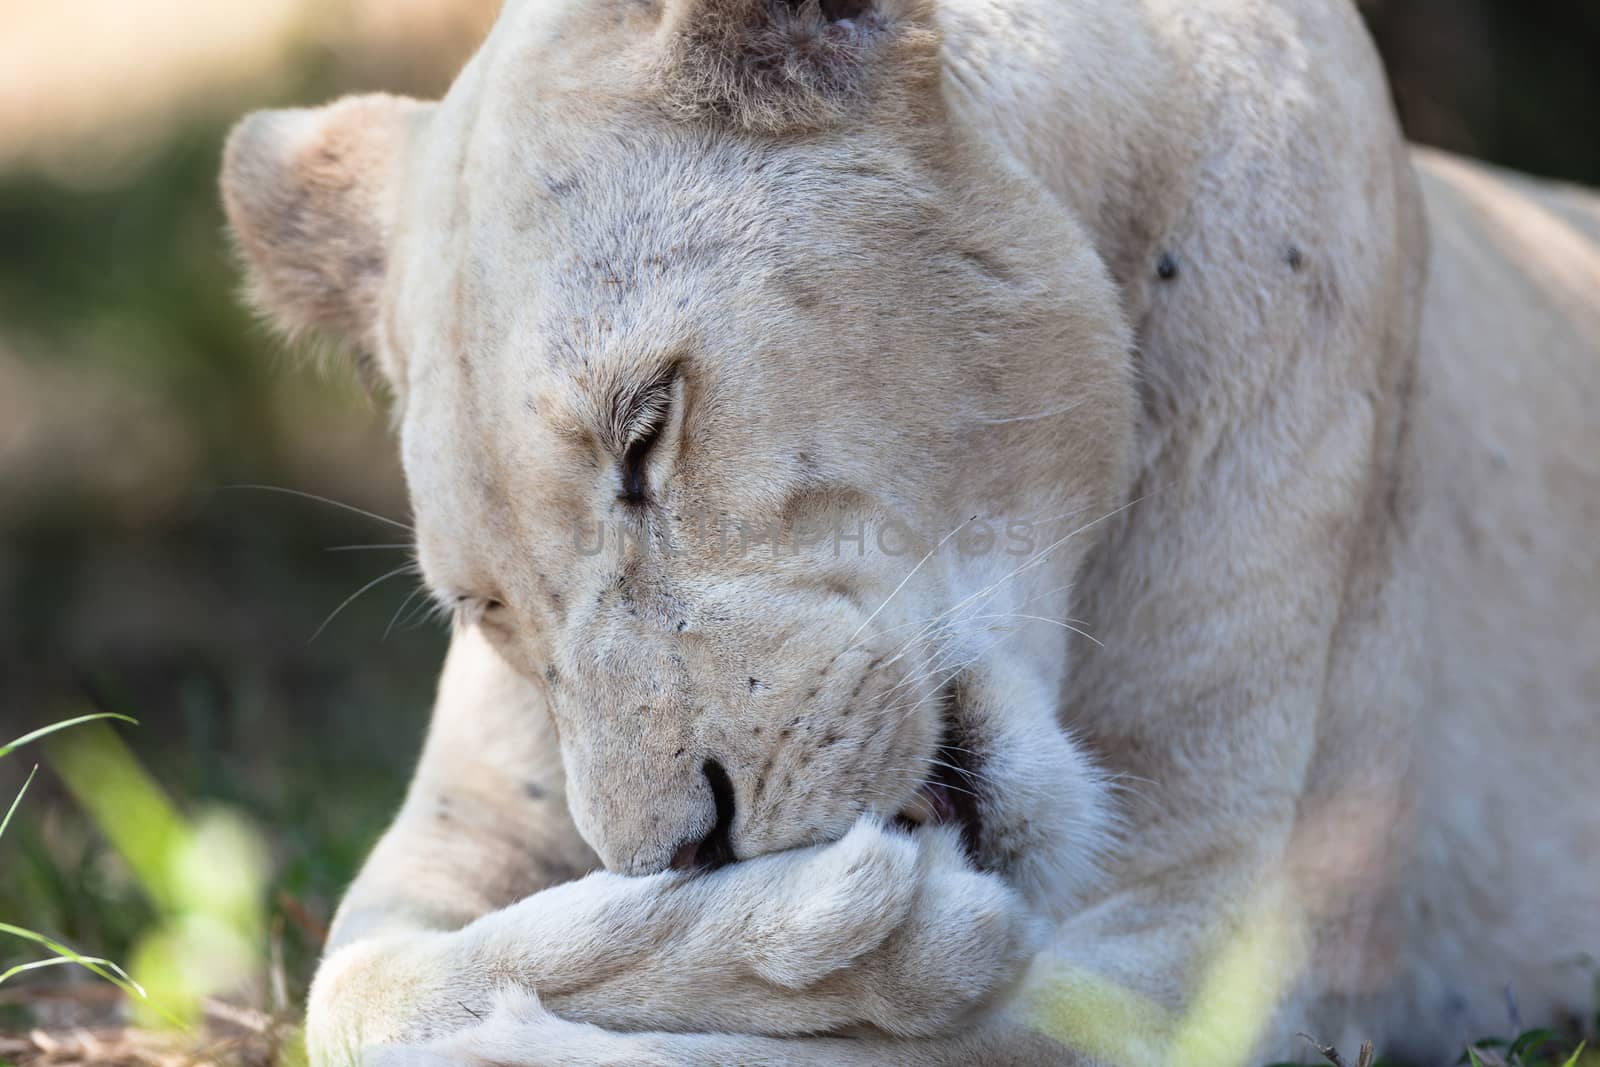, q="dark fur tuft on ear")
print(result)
[650,0,939,134]
[220,94,429,385]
